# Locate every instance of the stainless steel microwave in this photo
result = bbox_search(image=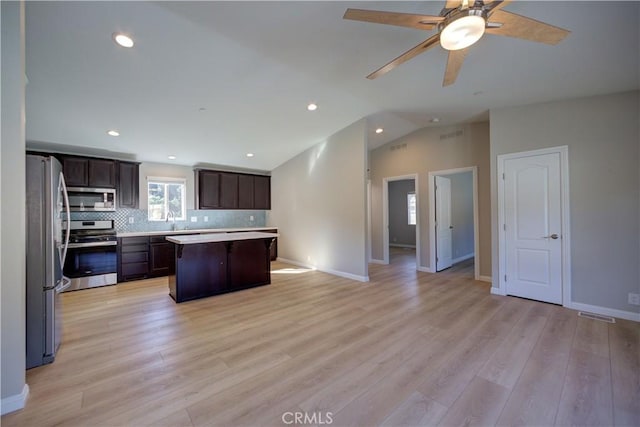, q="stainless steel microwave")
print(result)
[66,187,116,211]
